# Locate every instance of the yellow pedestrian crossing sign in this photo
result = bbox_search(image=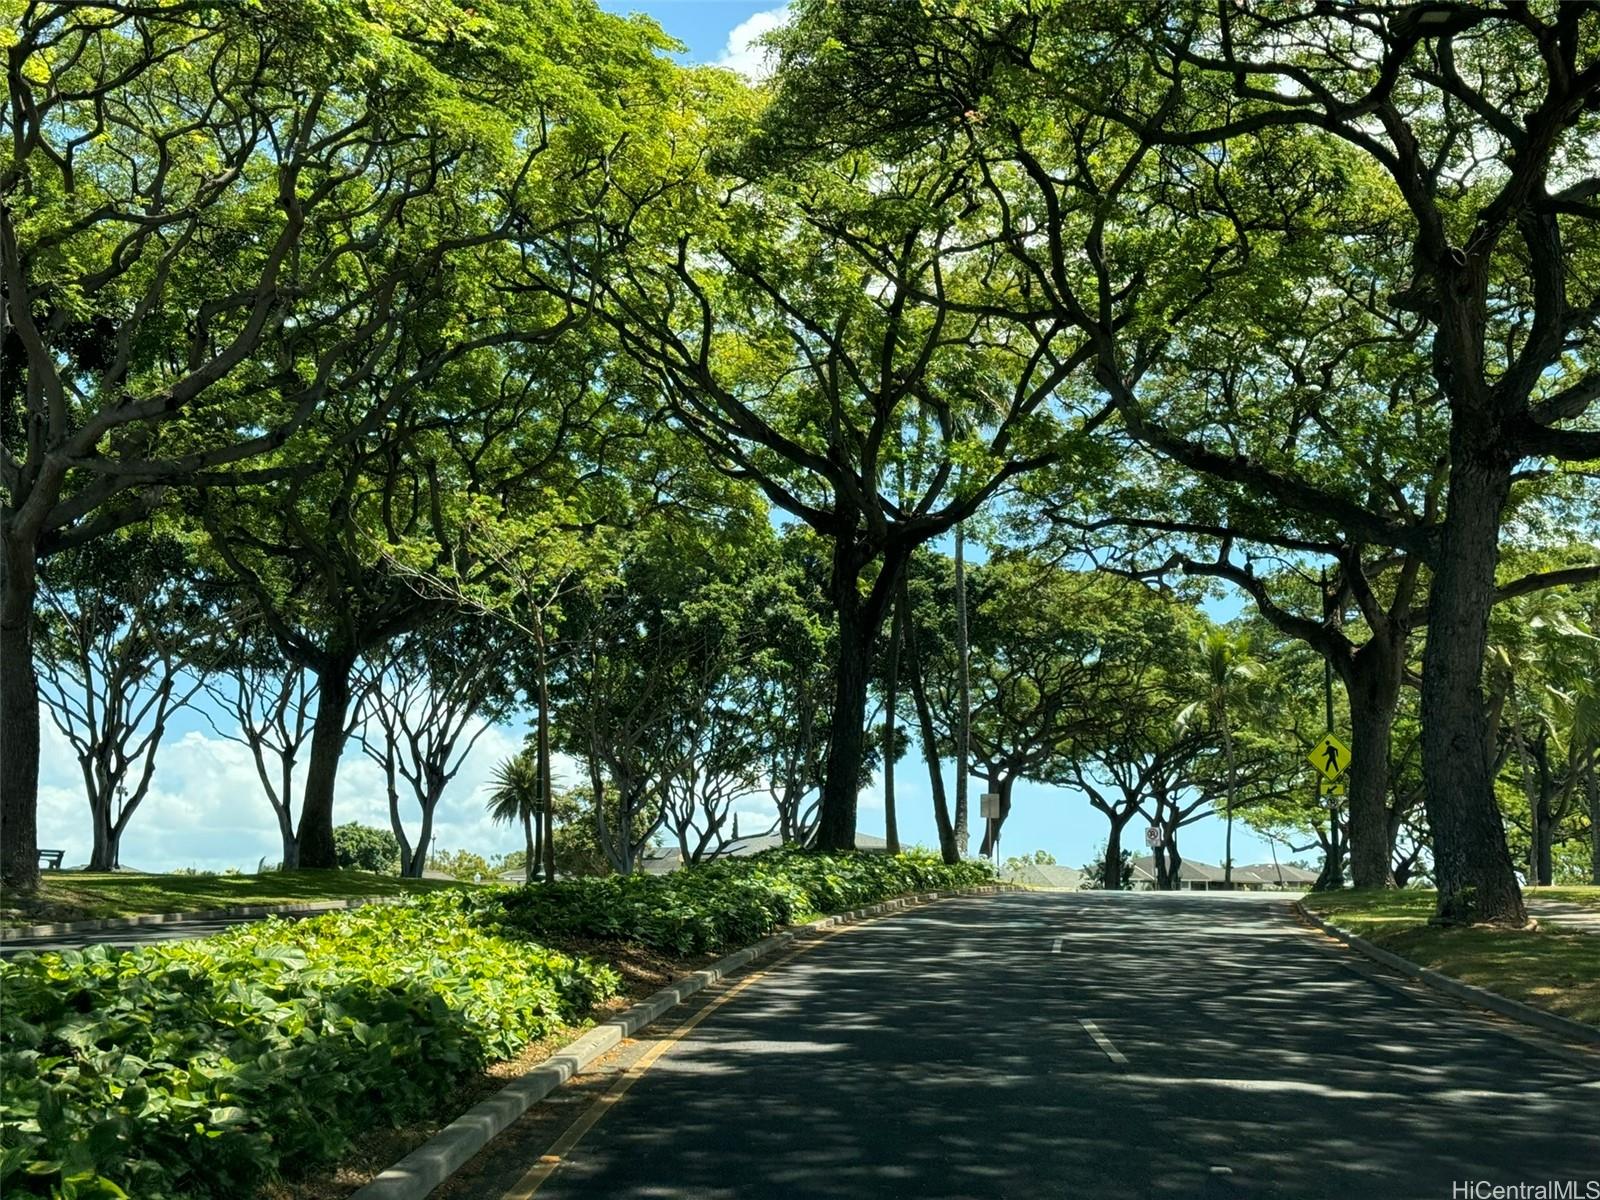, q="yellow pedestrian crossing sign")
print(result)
[1308,732,1351,782]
